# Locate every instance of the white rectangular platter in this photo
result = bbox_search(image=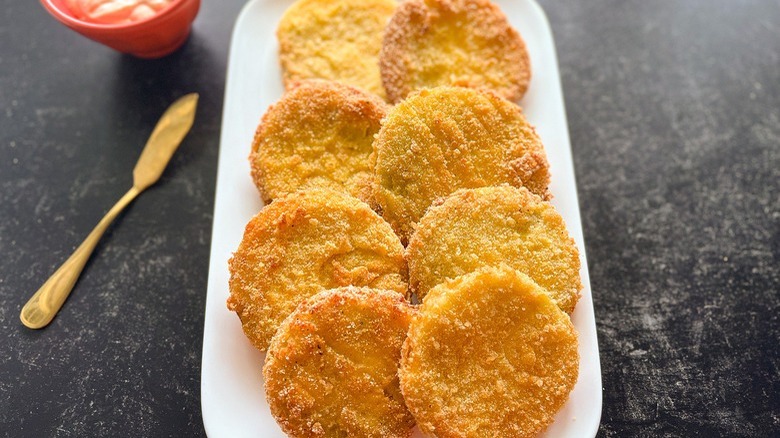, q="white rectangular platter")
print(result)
[201,0,602,436]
